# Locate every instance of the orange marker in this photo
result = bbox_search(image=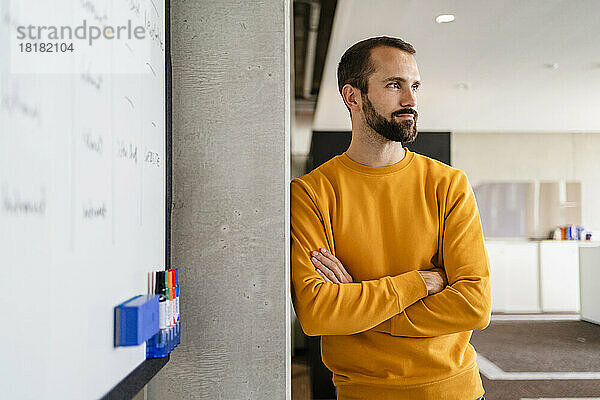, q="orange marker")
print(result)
[168,270,175,326]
